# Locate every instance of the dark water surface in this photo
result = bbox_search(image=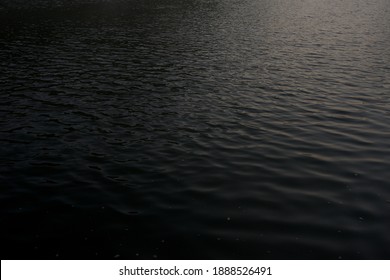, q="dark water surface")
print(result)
[1,0,390,259]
